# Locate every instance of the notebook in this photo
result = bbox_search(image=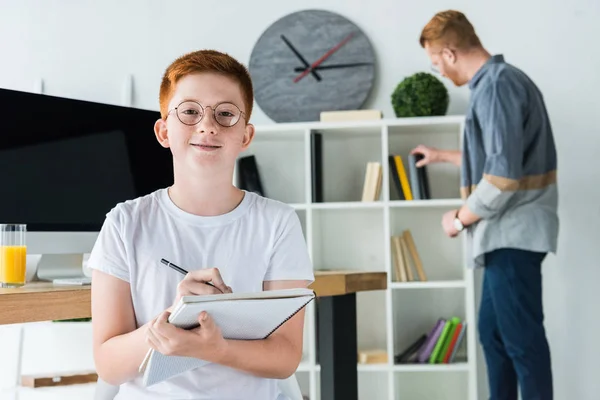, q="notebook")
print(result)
[139,287,316,386]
